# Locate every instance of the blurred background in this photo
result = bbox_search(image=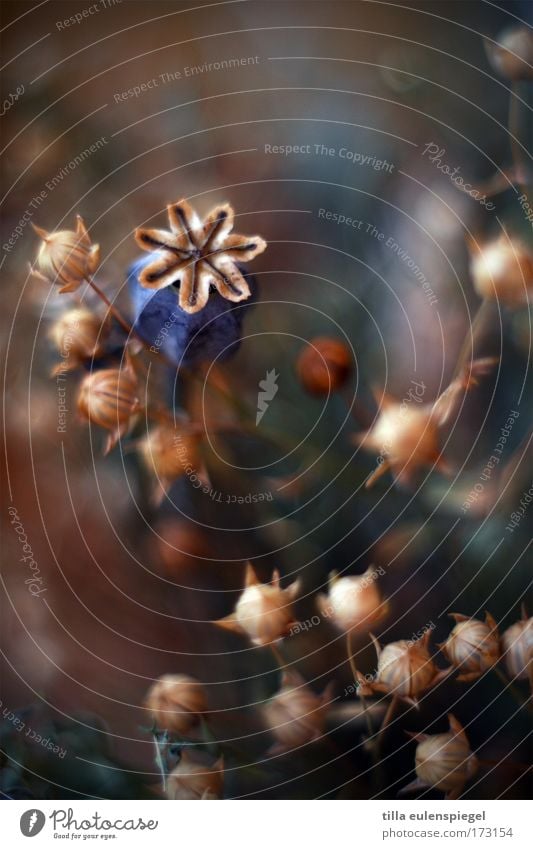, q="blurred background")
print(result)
[1,0,532,799]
